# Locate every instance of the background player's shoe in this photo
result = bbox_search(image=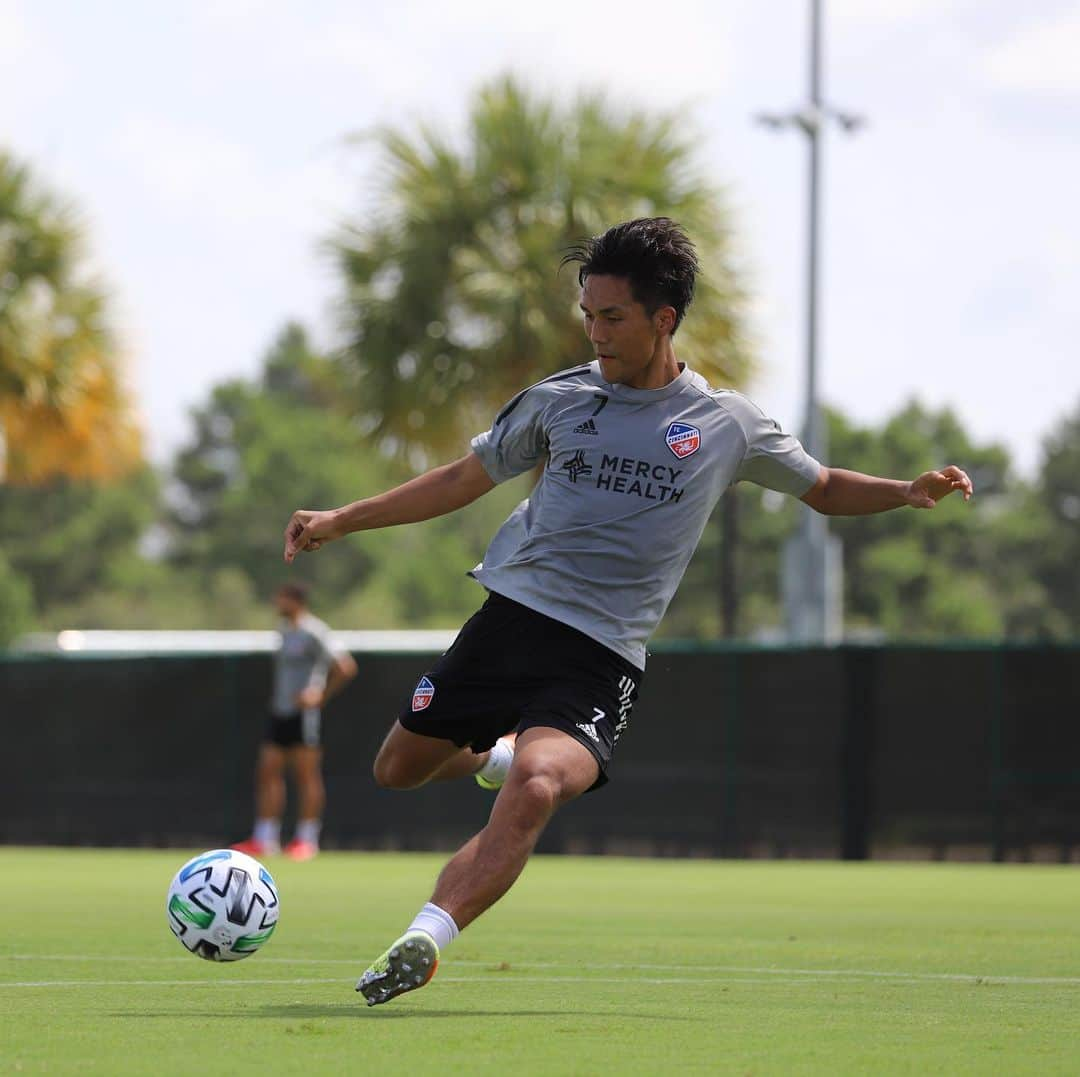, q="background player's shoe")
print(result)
[475,735,515,790]
[356,931,439,1007]
[283,838,318,861]
[230,837,280,856]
